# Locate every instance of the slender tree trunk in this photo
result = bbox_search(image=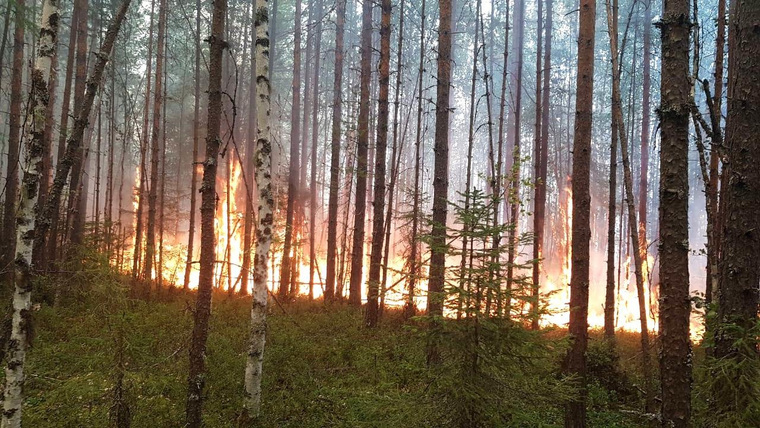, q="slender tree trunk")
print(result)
[278,0,302,299]
[45,0,80,268]
[143,0,167,285]
[605,0,653,411]
[604,0,619,339]
[1,1,60,425]
[380,0,405,312]
[132,0,155,282]
[427,0,452,365]
[364,0,391,327]
[504,0,525,305]
[406,0,426,319]
[563,0,595,425]
[241,2,257,297]
[638,0,651,262]
[184,0,202,290]
[658,0,692,424]
[325,0,346,302]
[1,0,25,284]
[494,0,510,318]
[308,0,324,301]
[705,0,724,307]
[530,0,544,330]
[243,0,274,413]
[185,0,225,423]
[348,0,373,306]
[66,0,90,250]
